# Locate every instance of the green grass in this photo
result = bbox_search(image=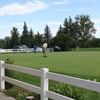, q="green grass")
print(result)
[0,52,100,100]
[0,52,100,78]
[78,47,100,51]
